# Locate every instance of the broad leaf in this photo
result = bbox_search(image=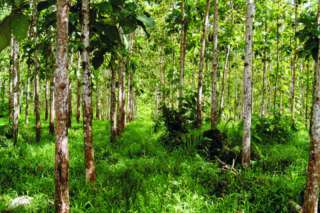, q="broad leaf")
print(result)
[0,13,29,52]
